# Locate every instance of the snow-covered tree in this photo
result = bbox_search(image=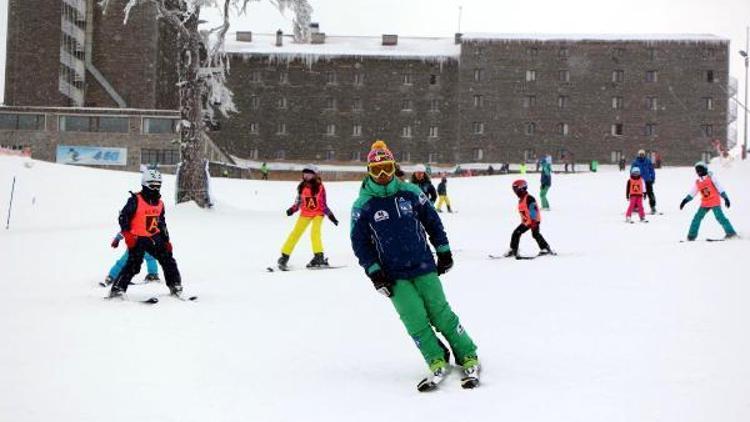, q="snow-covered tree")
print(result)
[99,0,313,207]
